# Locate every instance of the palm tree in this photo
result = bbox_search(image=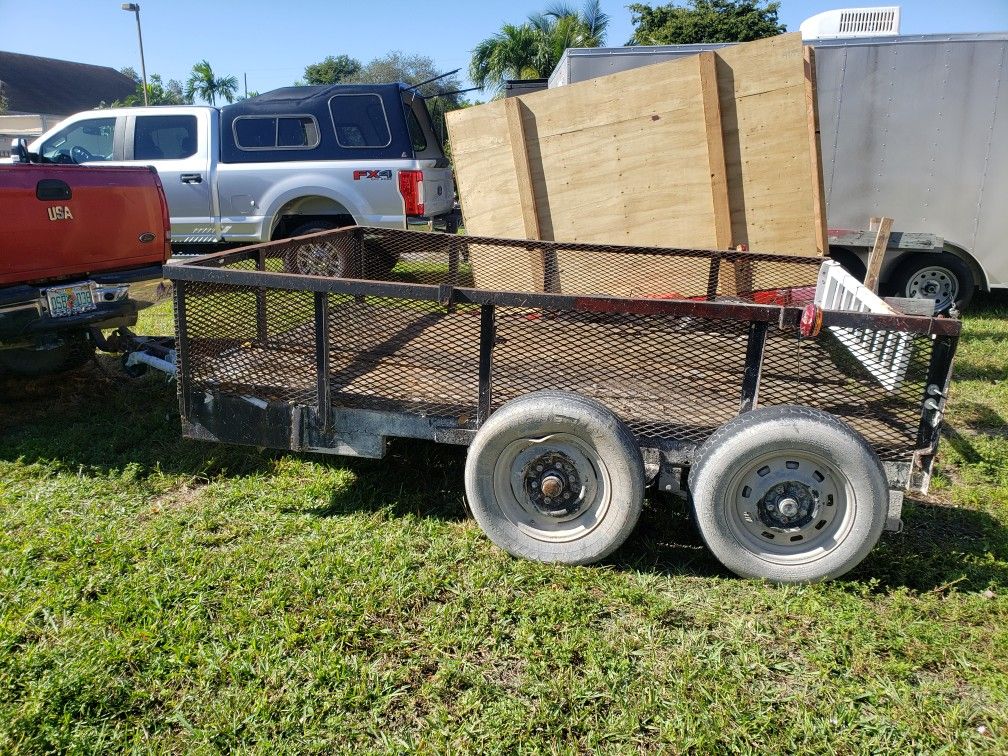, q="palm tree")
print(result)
[469,1,609,95]
[185,60,239,106]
